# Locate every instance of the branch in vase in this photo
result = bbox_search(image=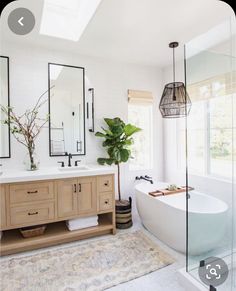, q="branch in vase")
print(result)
[12,133,28,148]
[1,87,53,171]
[31,85,54,116]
